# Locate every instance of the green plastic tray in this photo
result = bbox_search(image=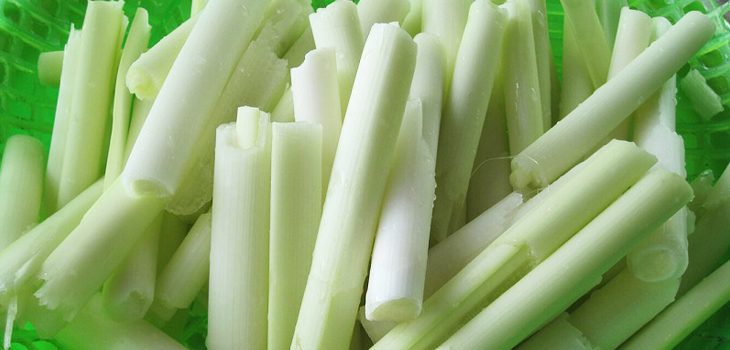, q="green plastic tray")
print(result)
[1,0,730,349]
